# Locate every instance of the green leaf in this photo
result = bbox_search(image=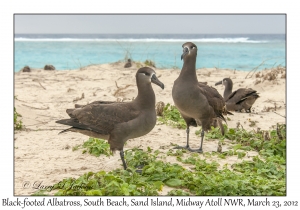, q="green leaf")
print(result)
[86,190,102,195]
[165,179,182,187]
